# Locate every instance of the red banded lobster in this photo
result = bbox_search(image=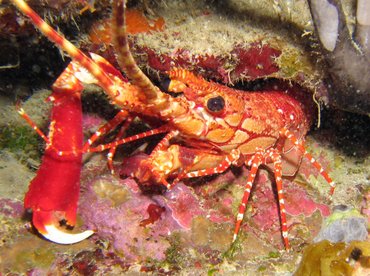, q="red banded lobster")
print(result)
[12,0,335,249]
